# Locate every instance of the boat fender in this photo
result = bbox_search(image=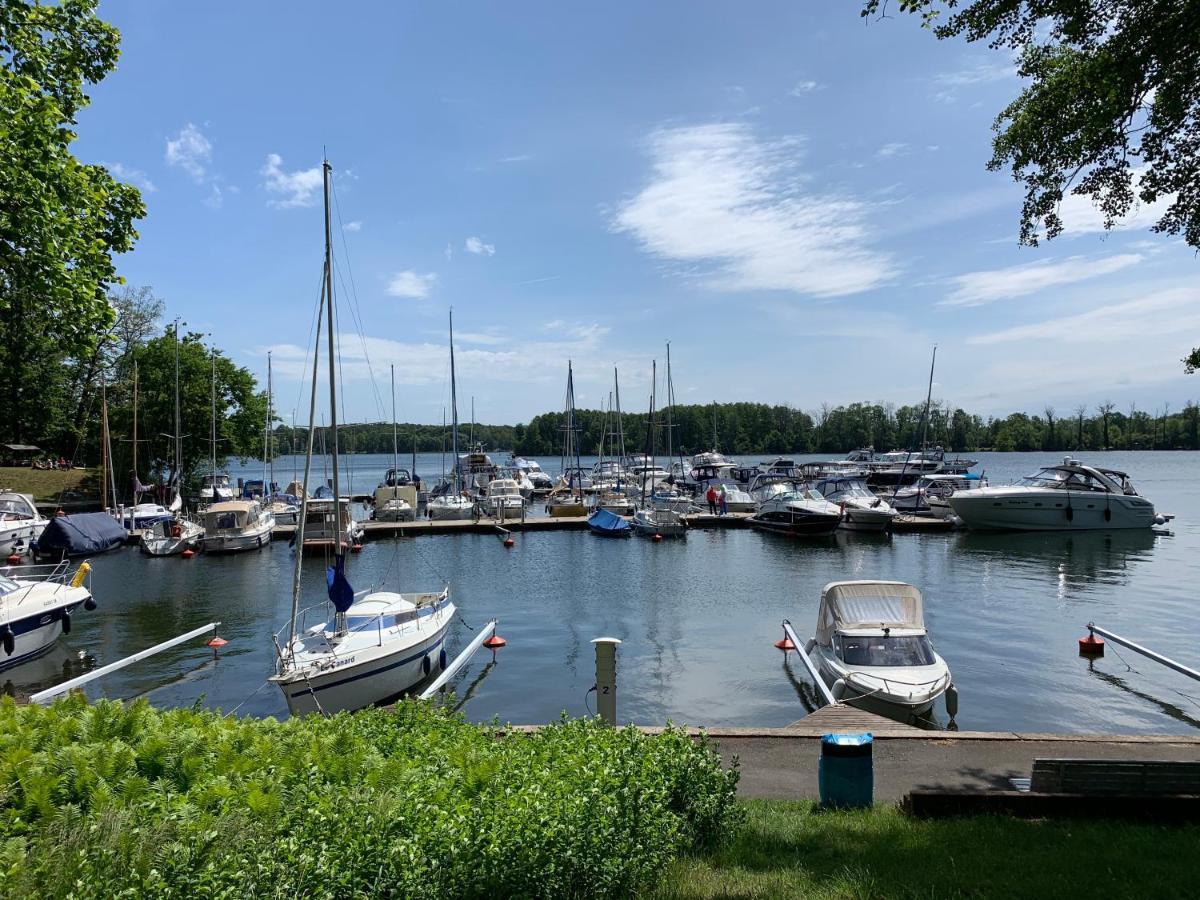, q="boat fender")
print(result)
[70,561,91,588]
[61,610,71,635]
[830,678,847,701]
[1154,514,1167,526]
[439,648,448,671]
[1,626,13,656]
[945,683,959,719]
[1065,504,1073,522]
[422,654,431,676]
[84,596,97,611]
